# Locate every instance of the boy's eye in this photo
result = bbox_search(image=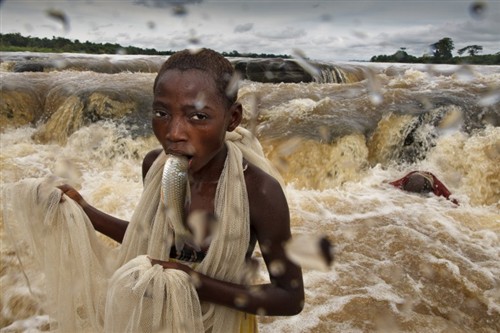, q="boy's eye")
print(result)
[153,109,168,117]
[191,113,208,121]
